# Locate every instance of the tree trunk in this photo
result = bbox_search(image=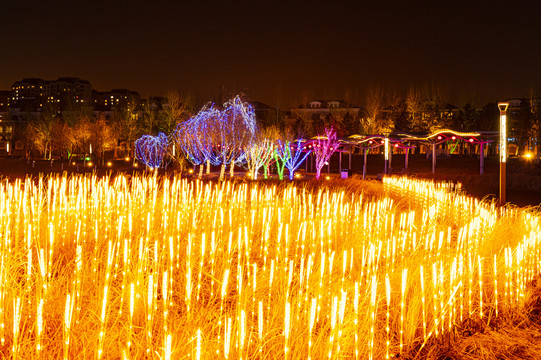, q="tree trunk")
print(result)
[229,161,235,177]
[219,163,226,181]
[206,159,211,174]
[199,164,204,179]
